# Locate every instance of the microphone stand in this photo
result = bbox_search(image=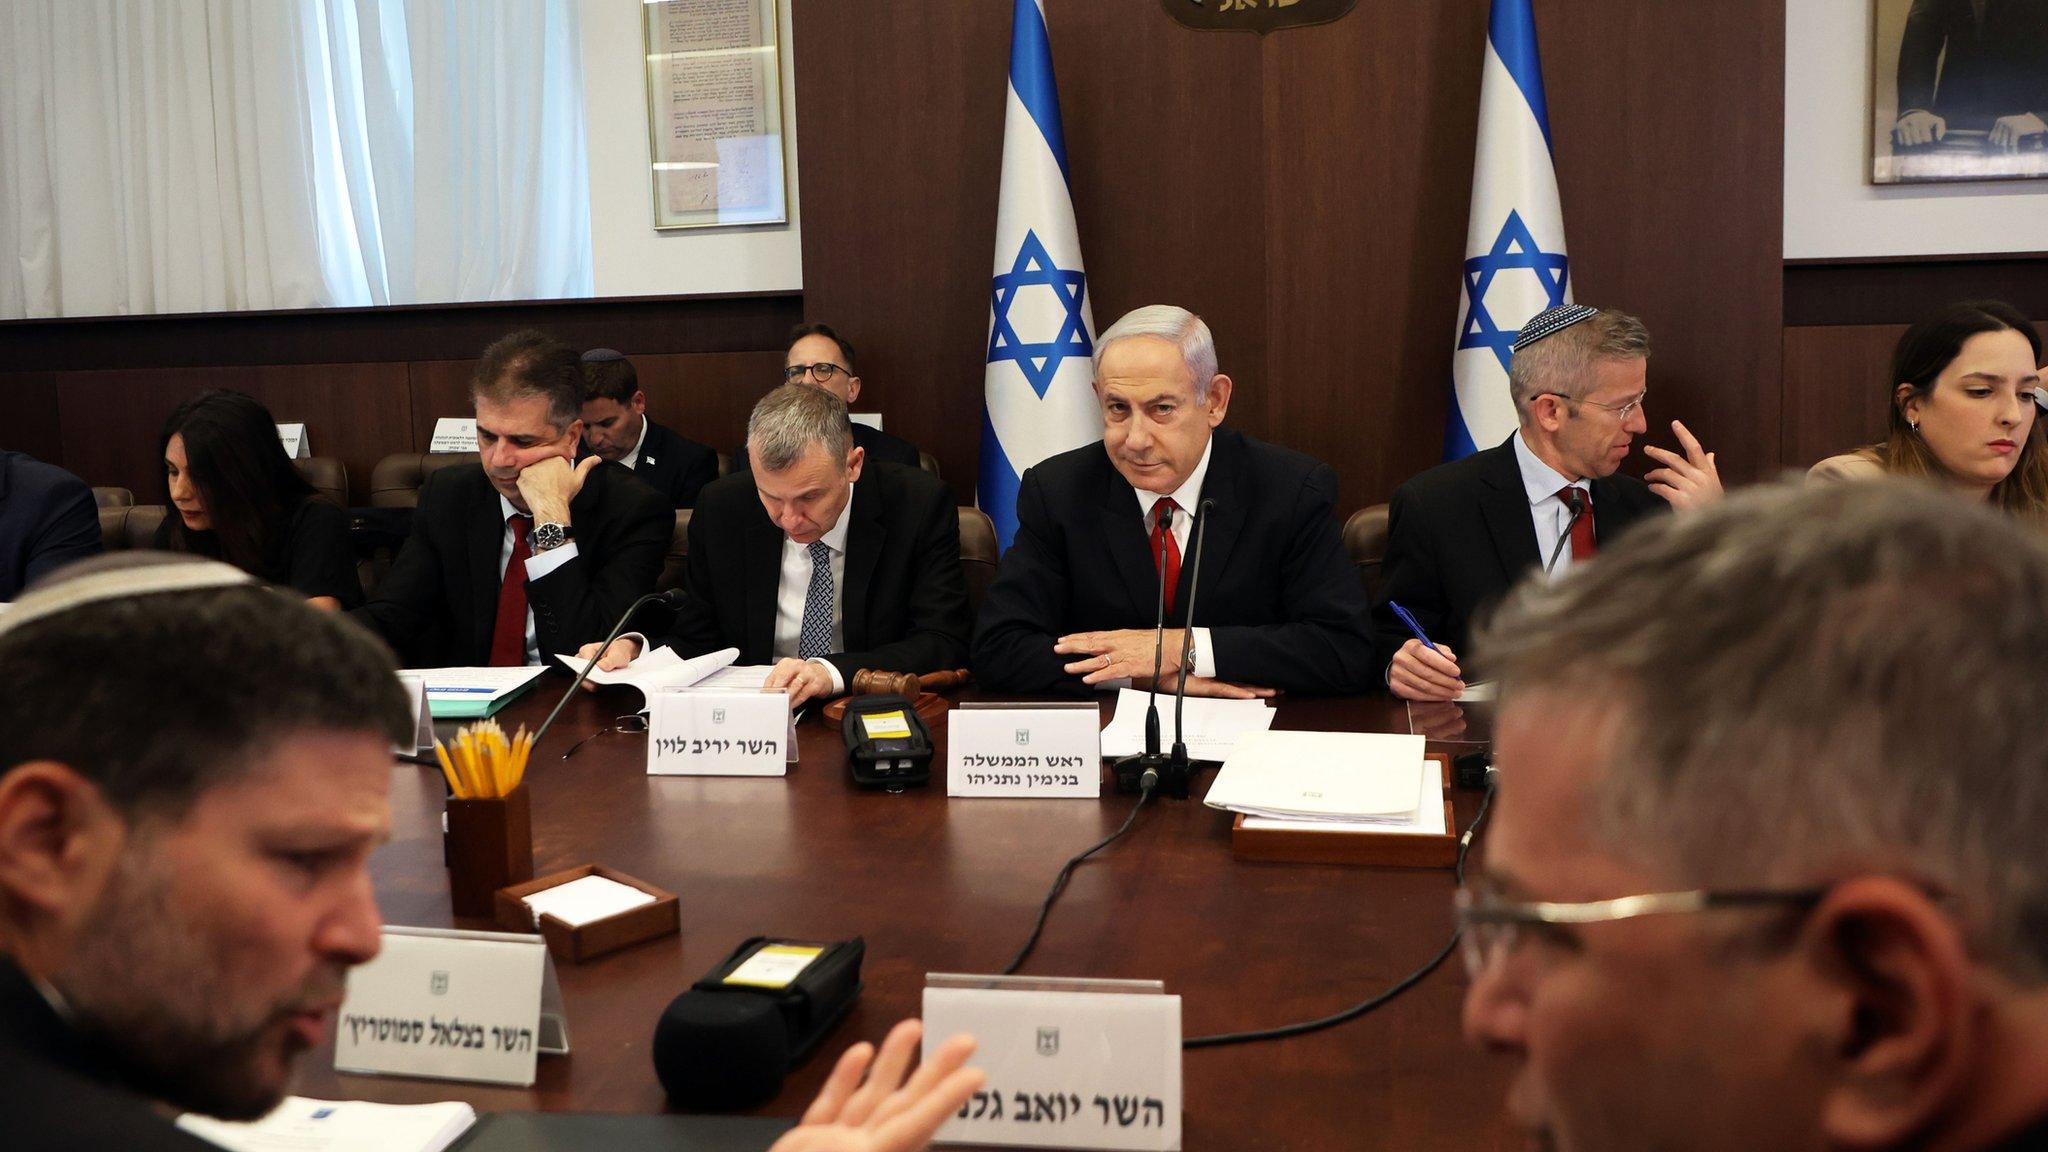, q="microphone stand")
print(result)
[1112,503,1175,794]
[1161,499,1215,800]
[1543,488,1586,576]
[533,588,685,751]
